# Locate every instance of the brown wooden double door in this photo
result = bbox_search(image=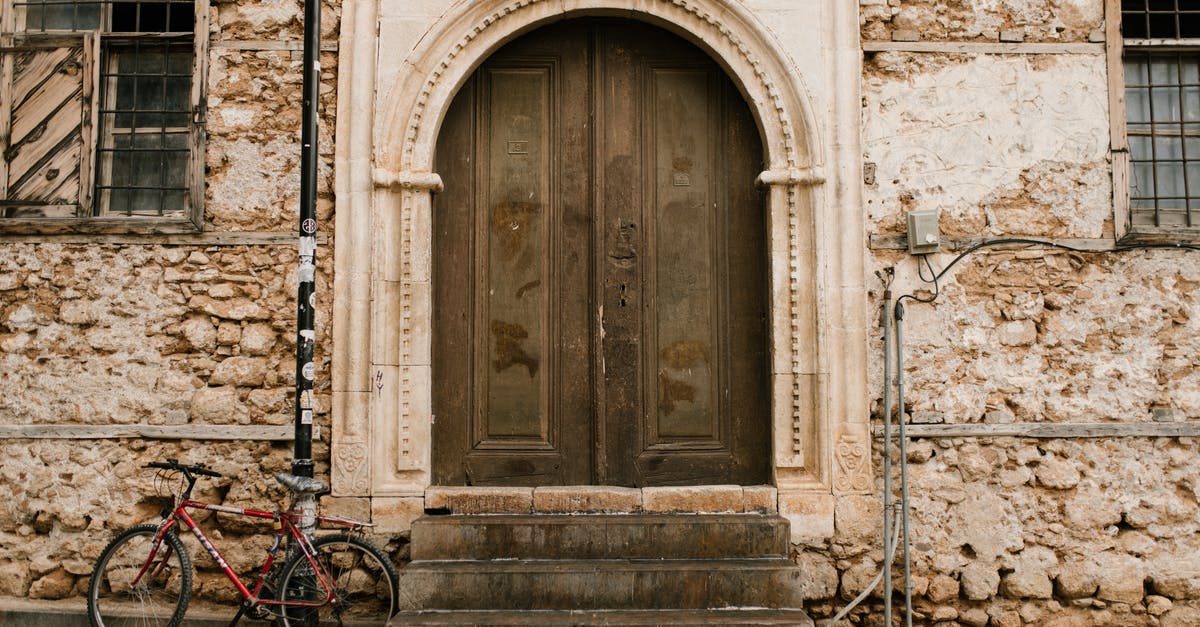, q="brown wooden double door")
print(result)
[432,19,768,487]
